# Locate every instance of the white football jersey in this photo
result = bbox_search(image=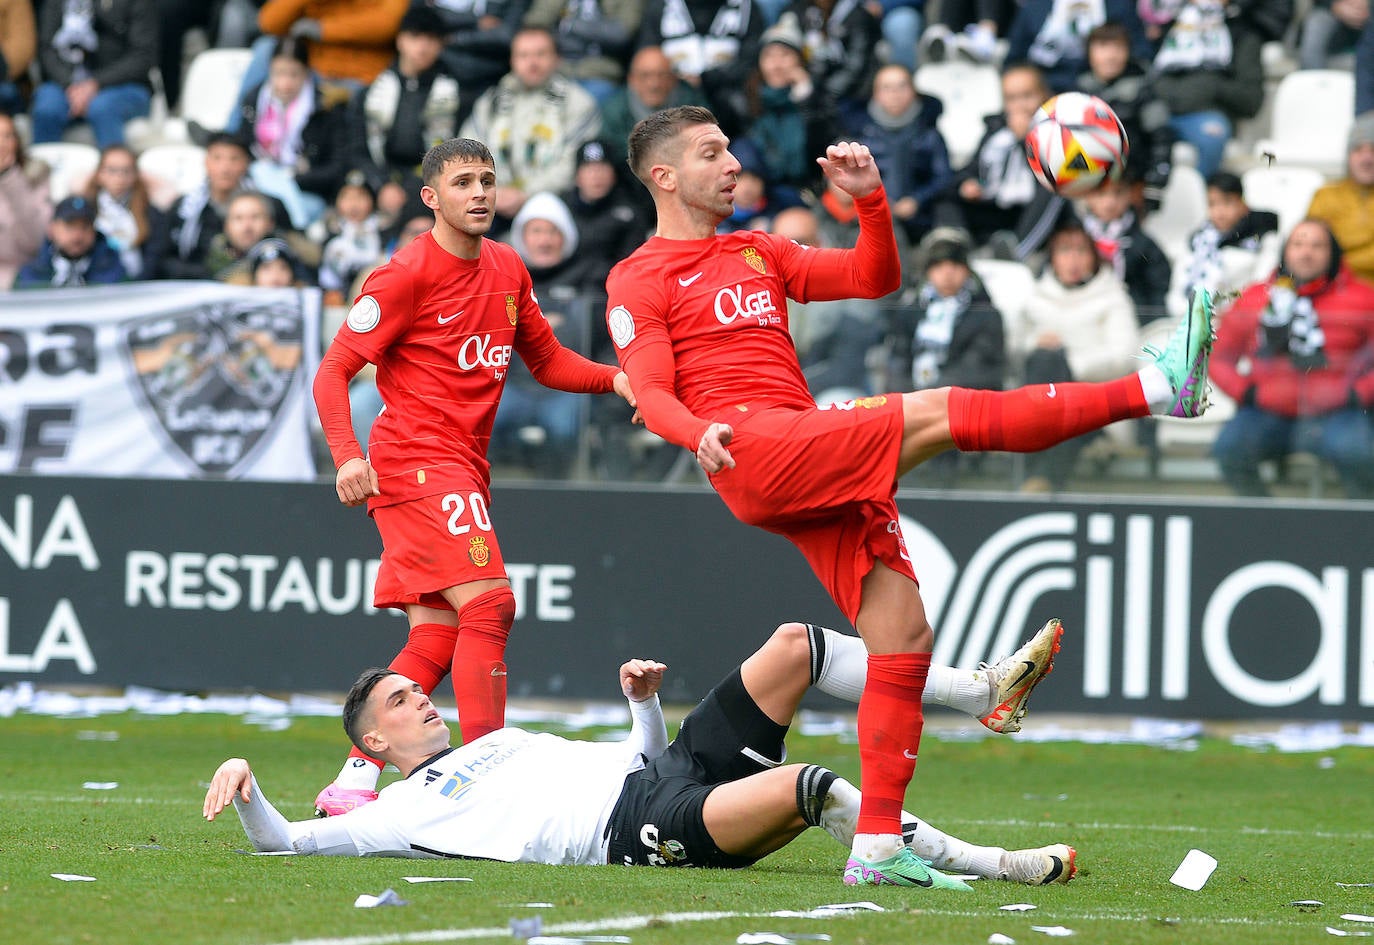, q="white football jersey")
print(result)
[323,728,647,864]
